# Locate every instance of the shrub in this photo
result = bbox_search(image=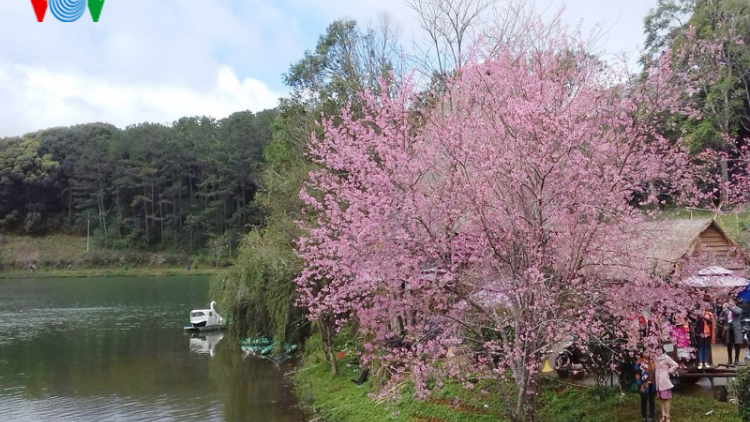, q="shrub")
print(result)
[149,255,167,267]
[735,366,750,421]
[82,251,109,267]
